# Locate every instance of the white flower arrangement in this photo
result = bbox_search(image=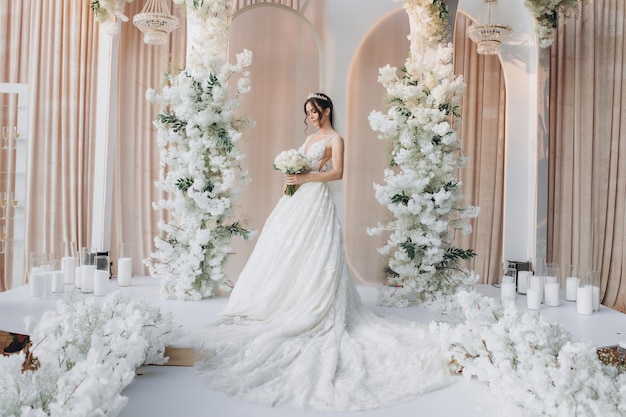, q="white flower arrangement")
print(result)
[430,291,626,417]
[403,0,450,49]
[145,0,254,301]
[524,0,581,48]
[369,0,479,307]
[90,0,134,23]
[273,149,311,195]
[0,290,180,417]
